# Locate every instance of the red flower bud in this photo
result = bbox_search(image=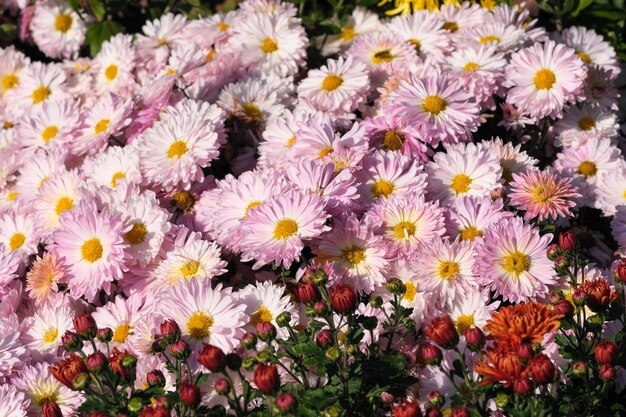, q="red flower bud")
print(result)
[554,255,569,269]
[600,364,616,381]
[276,392,297,412]
[215,378,230,395]
[613,259,626,284]
[139,405,170,417]
[595,341,618,364]
[418,343,442,365]
[425,316,459,349]
[240,332,257,349]
[96,327,113,343]
[546,244,559,260]
[425,408,442,417]
[312,301,326,314]
[253,363,280,393]
[179,382,201,406]
[61,330,82,352]
[256,321,277,342]
[450,407,470,417]
[549,289,564,304]
[147,370,166,387]
[516,343,534,360]
[42,402,63,417]
[197,344,226,371]
[316,329,332,347]
[513,377,532,394]
[296,280,319,303]
[73,313,97,339]
[426,391,443,408]
[170,340,190,360]
[559,231,577,251]
[86,352,108,373]
[381,392,394,404]
[464,327,485,351]
[160,319,181,344]
[527,353,556,384]
[572,361,587,378]
[329,284,357,313]
[391,398,422,417]
[553,300,573,317]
